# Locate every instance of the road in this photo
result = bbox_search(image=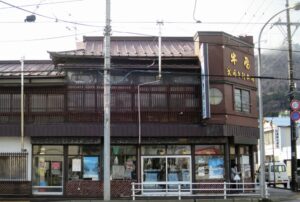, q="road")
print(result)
[268,187,300,202]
